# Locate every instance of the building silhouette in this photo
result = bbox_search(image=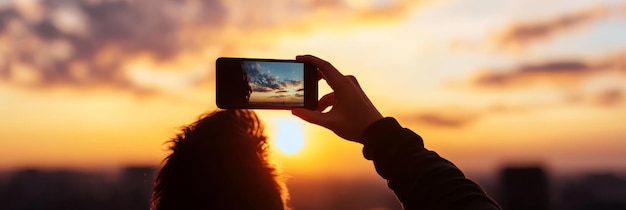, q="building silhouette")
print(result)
[498,166,550,210]
[0,167,156,210]
[557,173,626,210]
[1,165,625,210]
